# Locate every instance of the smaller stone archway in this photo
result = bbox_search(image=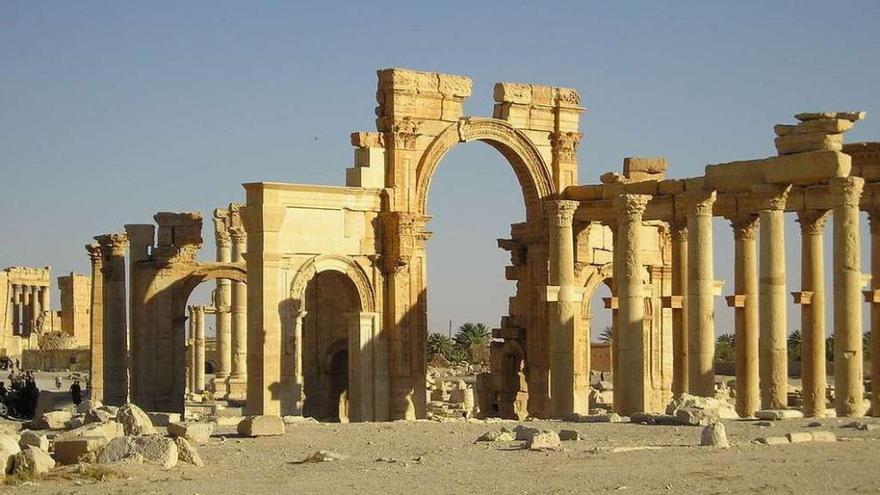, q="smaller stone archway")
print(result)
[286,255,383,422]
